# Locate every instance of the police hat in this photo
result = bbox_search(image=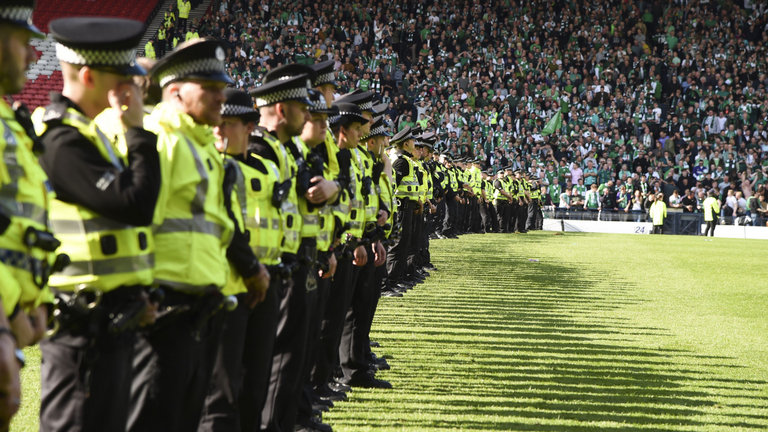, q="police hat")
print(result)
[329,102,368,127]
[310,59,336,88]
[372,102,389,114]
[336,89,374,112]
[263,63,315,85]
[505,166,514,172]
[152,38,232,86]
[221,88,259,122]
[50,17,146,75]
[361,116,391,141]
[418,131,437,145]
[390,126,413,146]
[251,65,312,107]
[307,89,336,115]
[0,0,43,38]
